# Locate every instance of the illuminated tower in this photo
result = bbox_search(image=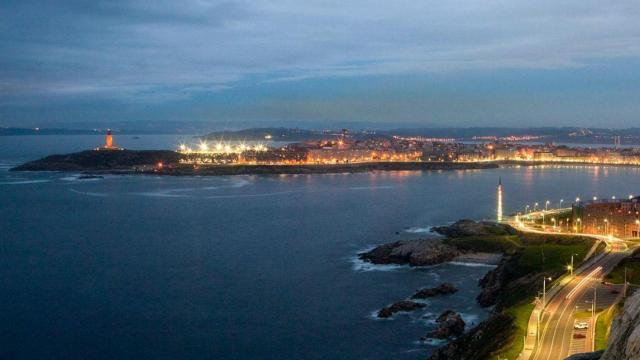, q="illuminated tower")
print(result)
[497,177,503,222]
[105,129,114,149]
